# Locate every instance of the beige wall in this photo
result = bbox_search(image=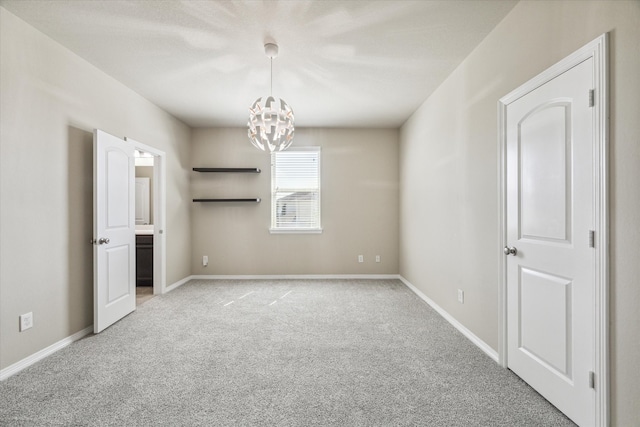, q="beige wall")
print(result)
[399,1,640,424]
[0,8,192,370]
[191,127,399,275]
